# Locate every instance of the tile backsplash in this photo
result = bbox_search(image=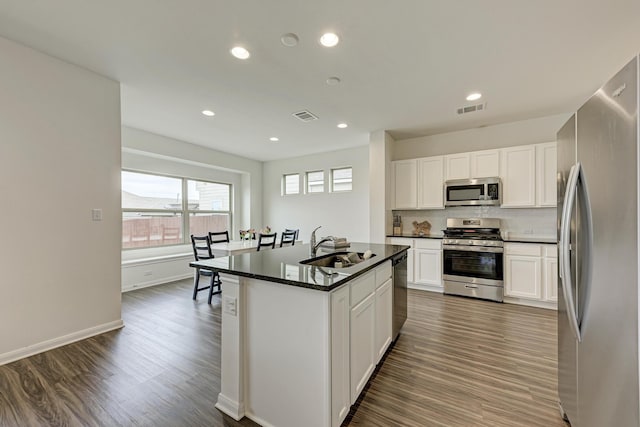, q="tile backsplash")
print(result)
[393,206,557,236]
